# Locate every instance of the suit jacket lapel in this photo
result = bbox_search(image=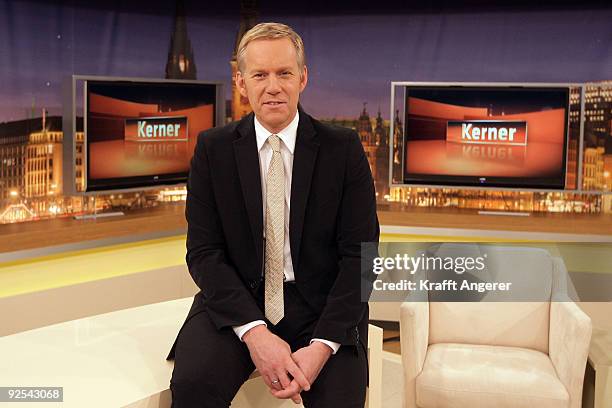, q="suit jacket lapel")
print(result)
[290,111,319,277]
[232,111,319,281]
[233,114,264,278]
